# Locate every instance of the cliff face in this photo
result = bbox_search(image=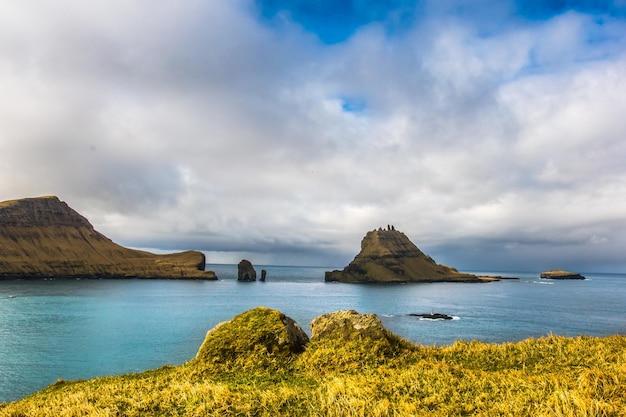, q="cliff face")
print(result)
[325,229,479,283]
[0,196,216,280]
